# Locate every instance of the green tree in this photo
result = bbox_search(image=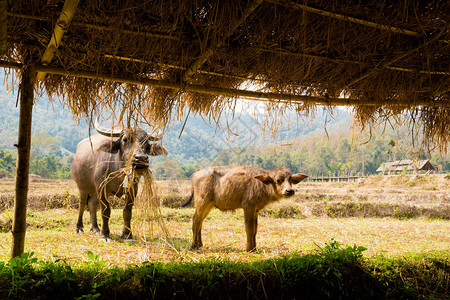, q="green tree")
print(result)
[31,132,60,157]
[0,149,16,177]
[29,154,72,178]
[180,164,200,179]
